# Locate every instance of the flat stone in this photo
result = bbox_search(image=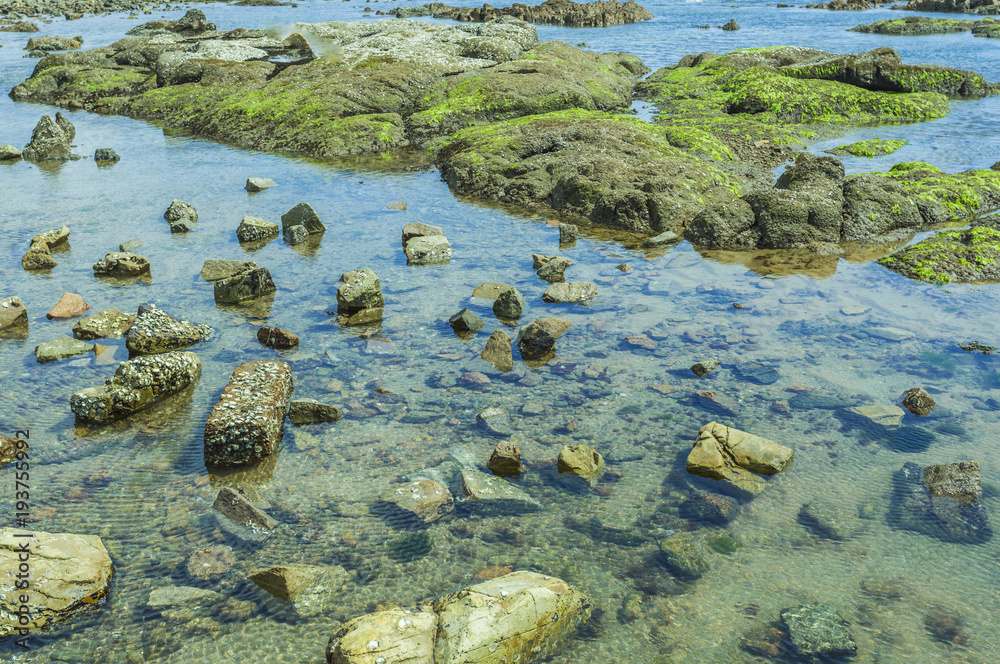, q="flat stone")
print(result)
[46,292,88,319]
[92,344,118,366]
[477,406,514,435]
[72,308,134,340]
[236,215,279,243]
[147,586,222,620]
[480,329,513,371]
[214,266,276,303]
[119,239,142,253]
[846,404,905,428]
[840,306,870,315]
[404,234,452,264]
[288,399,341,425]
[249,564,345,603]
[472,282,513,300]
[381,479,454,523]
[460,468,540,514]
[643,230,680,247]
[213,486,276,531]
[657,532,709,579]
[402,222,443,244]
[245,177,276,192]
[257,325,299,349]
[542,281,597,303]
[35,335,94,363]
[200,259,256,282]
[780,605,856,657]
[868,326,913,341]
[186,545,234,580]
[387,200,407,210]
